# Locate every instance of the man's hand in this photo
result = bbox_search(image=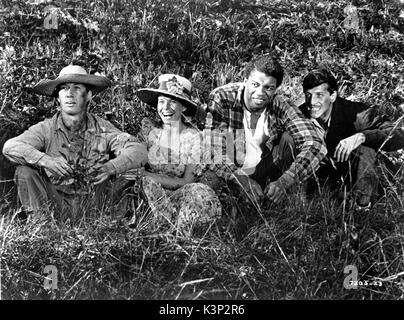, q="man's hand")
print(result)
[334,133,366,162]
[231,174,264,203]
[92,164,114,185]
[264,182,285,204]
[38,155,73,178]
